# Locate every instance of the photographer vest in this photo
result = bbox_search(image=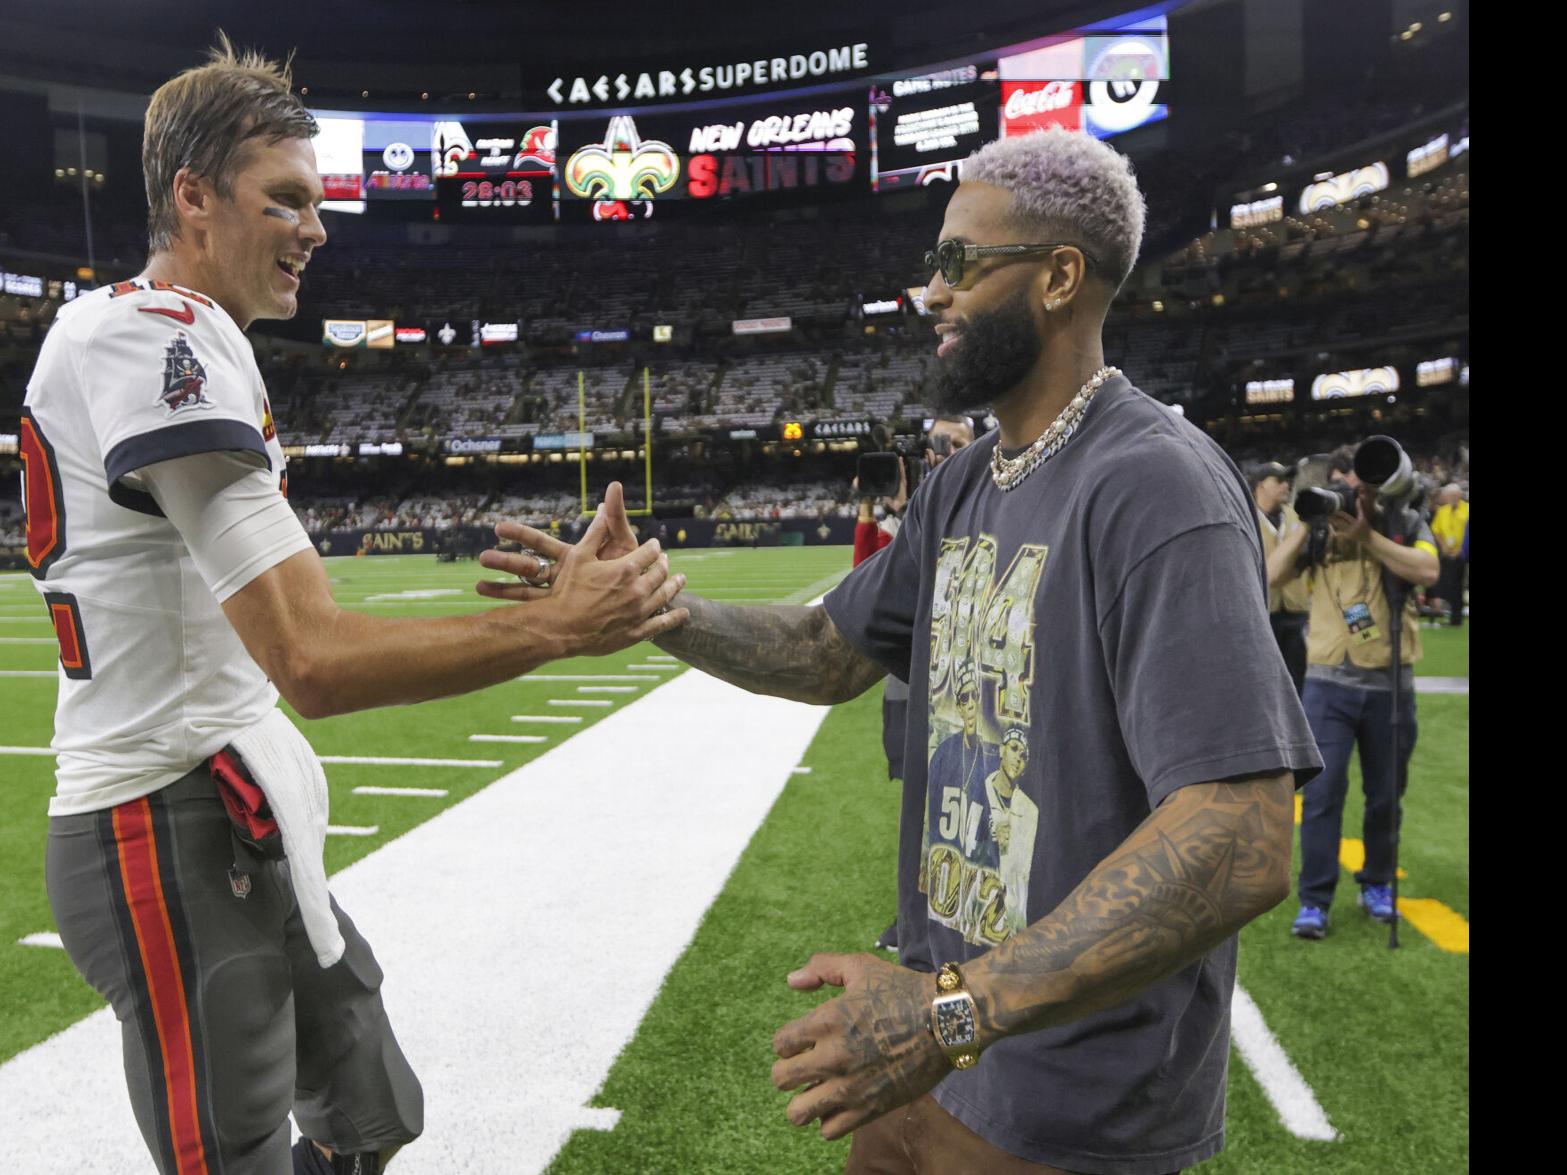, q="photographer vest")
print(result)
[1306,539,1422,670]
[1258,505,1311,614]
